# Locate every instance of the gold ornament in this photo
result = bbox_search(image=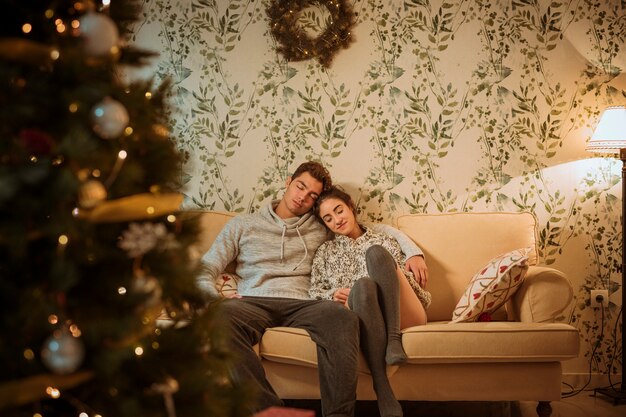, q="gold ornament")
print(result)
[267,0,356,68]
[78,179,107,209]
[0,38,57,66]
[75,193,183,223]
